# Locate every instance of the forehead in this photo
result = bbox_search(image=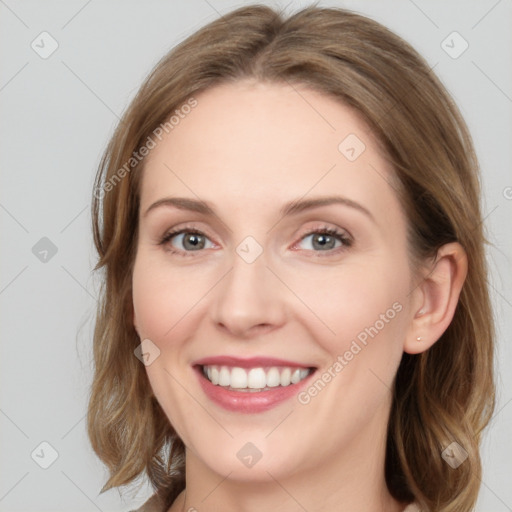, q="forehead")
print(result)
[140,80,400,225]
